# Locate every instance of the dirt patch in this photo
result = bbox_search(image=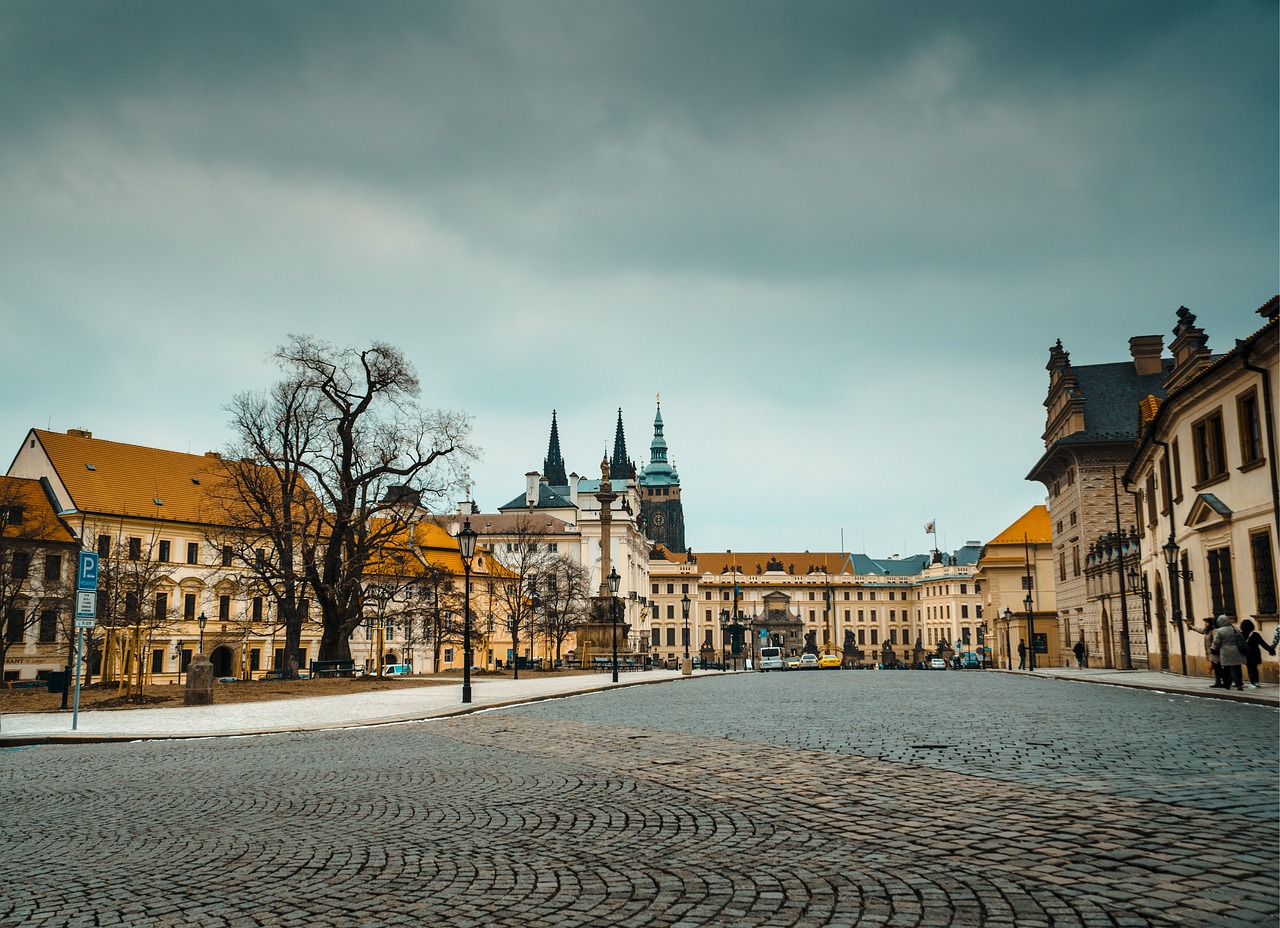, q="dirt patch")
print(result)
[1,669,594,714]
